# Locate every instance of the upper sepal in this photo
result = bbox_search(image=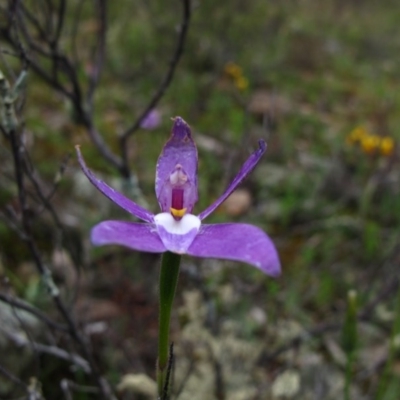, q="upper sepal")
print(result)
[155,117,198,214]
